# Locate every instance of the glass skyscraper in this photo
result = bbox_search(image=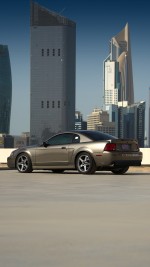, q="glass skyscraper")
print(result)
[0,45,12,134]
[118,101,145,147]
[30,2,76,144]
[104,23,134,106]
